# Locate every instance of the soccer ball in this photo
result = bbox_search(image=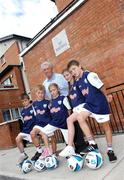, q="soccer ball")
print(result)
[67,154,84,171]
[45,155,59,170]
[21,160,33,173]
[85,151,103,169]
[34,159,46,172]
